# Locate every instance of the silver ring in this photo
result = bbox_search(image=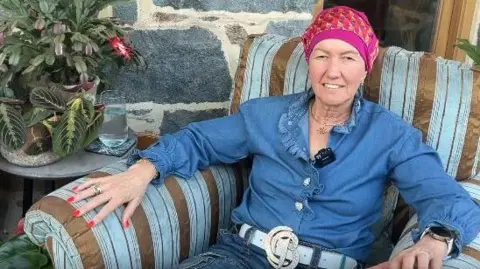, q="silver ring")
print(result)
[92,184,103,196]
